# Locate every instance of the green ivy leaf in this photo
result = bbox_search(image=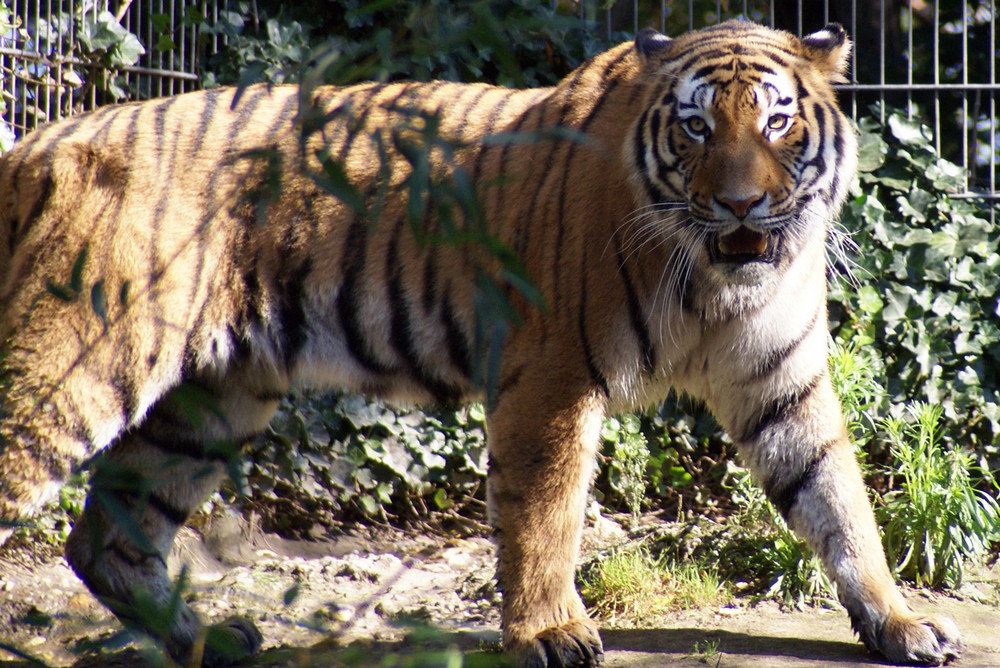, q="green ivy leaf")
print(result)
[856,285,884,316]
[887,113,932,147]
